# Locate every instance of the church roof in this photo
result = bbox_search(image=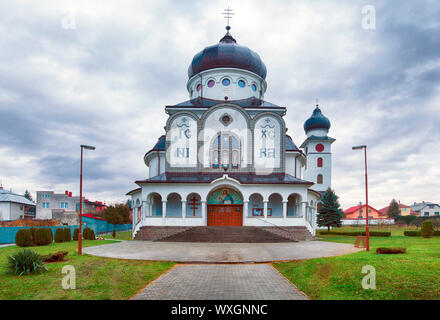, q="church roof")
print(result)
[304,107,331,132]
[135,172,313,185]
[285,135,299,152]
[167,97,283,109]
[299,135,335,148]
[188,28,267,80]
